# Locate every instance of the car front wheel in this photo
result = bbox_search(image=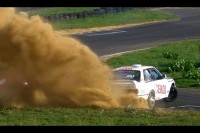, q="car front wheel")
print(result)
[164,86,178,102]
